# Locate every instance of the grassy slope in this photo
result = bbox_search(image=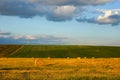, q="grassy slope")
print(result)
[9,45,120,58]
[0,45,22,57]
